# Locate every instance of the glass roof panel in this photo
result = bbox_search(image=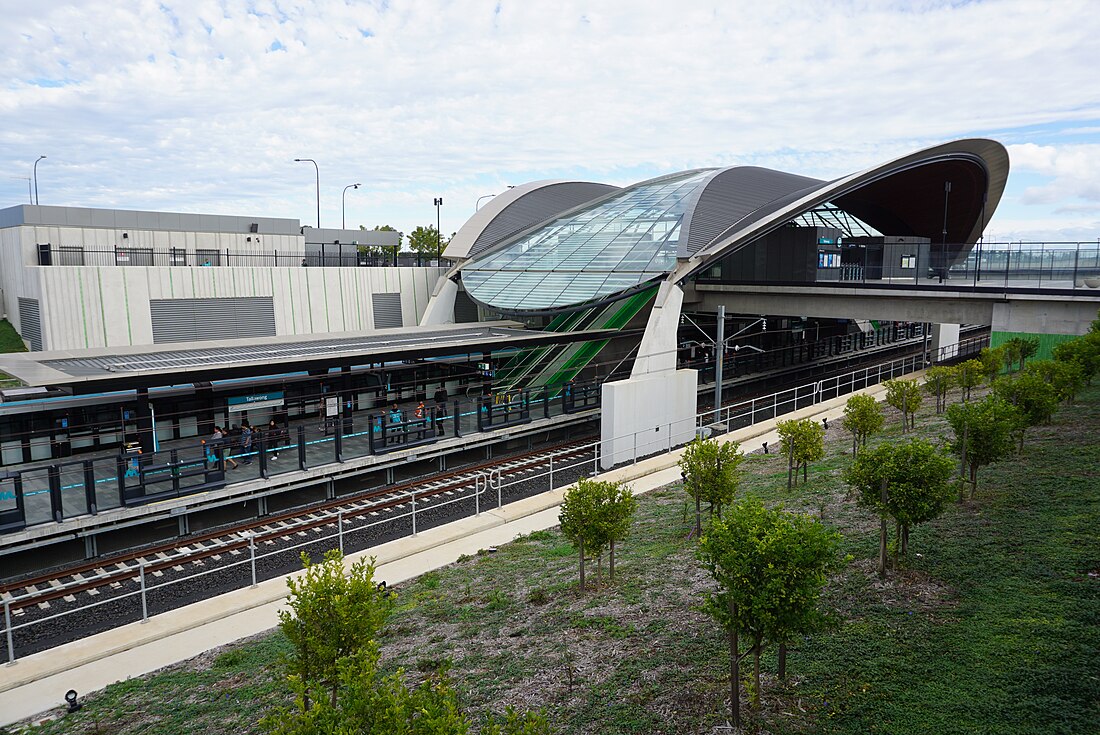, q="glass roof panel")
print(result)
[461,169,712,311]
